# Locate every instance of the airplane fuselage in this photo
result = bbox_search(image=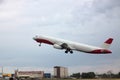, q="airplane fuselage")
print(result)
[33,35,113,54]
